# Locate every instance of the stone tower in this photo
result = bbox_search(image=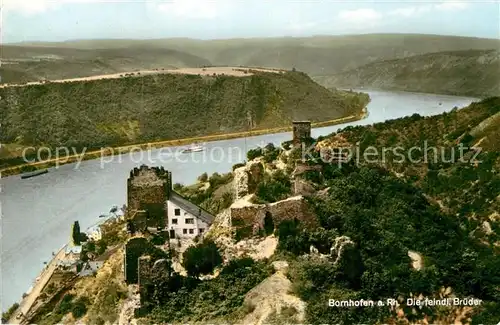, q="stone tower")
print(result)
[127,165,172,228]
[292,121,312,146]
